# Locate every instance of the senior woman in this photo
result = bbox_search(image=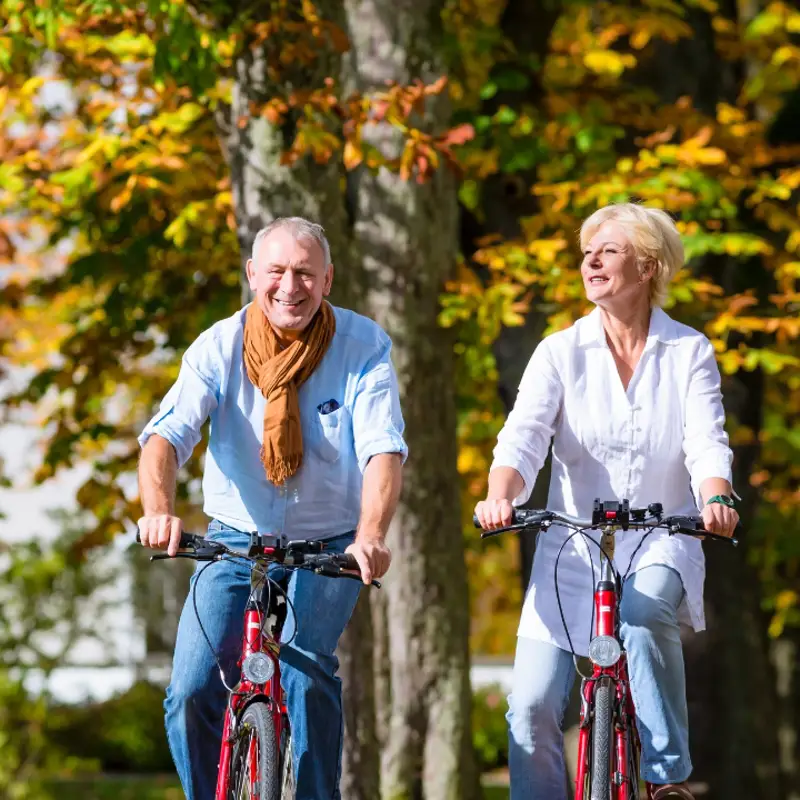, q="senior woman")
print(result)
[475,203,739,800]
